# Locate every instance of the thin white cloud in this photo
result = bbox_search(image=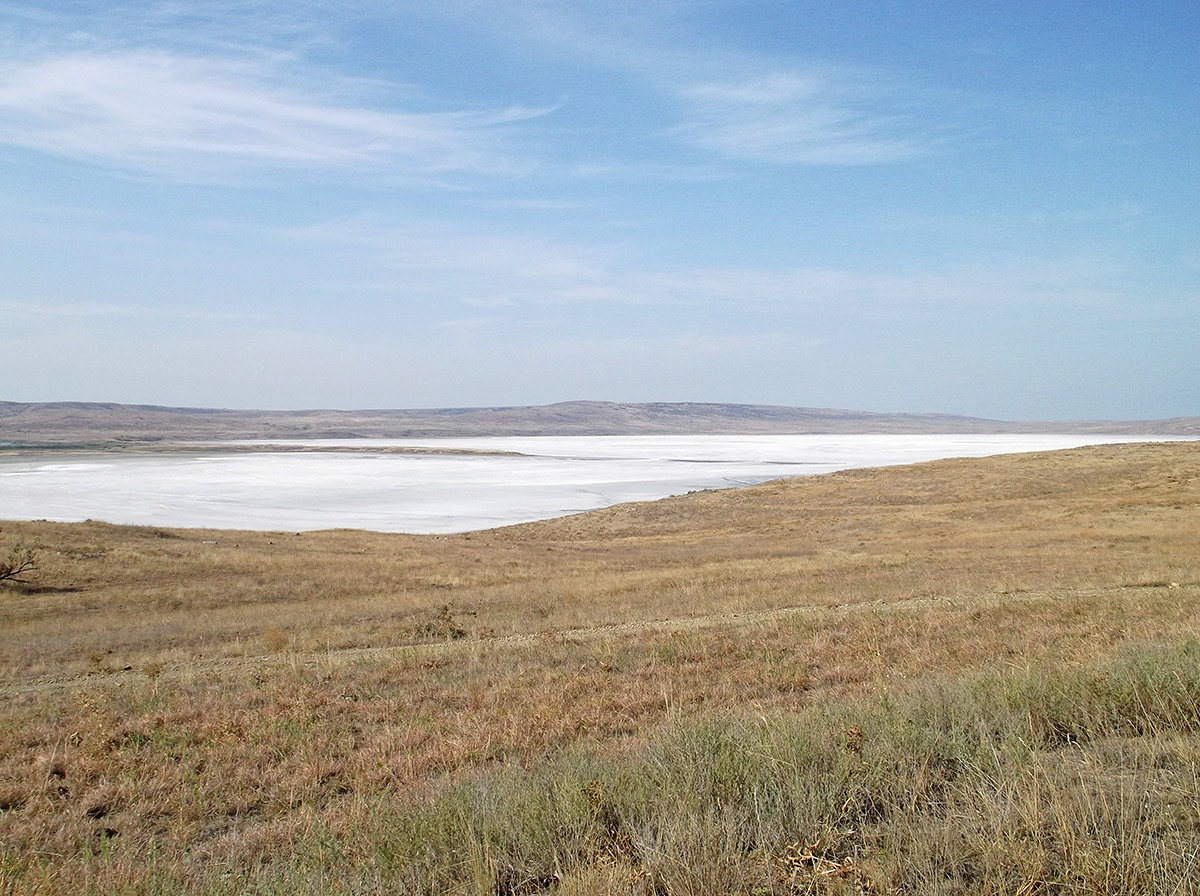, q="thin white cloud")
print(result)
[676,72,927,165]
[277,216,1134,321]
[0,50,548,179]
[279,217,636,309]
[0,297,271,324]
